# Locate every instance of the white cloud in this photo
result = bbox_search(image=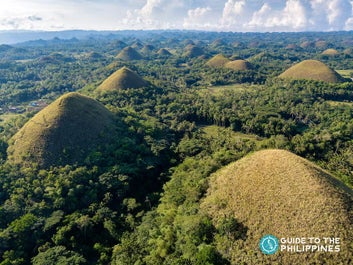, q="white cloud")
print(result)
[183,7,214,29]
[220,0,353,32]
[247,0,308,31]
[0,0,352,32]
